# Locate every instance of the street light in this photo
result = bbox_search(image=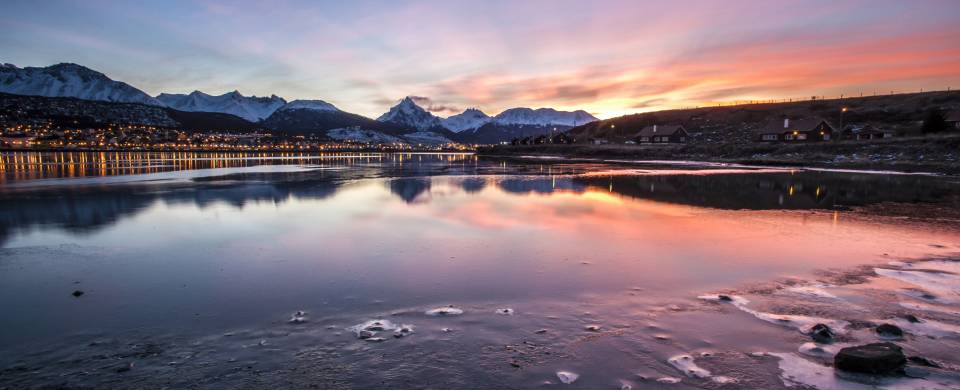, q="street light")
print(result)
[840,107,848,140]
